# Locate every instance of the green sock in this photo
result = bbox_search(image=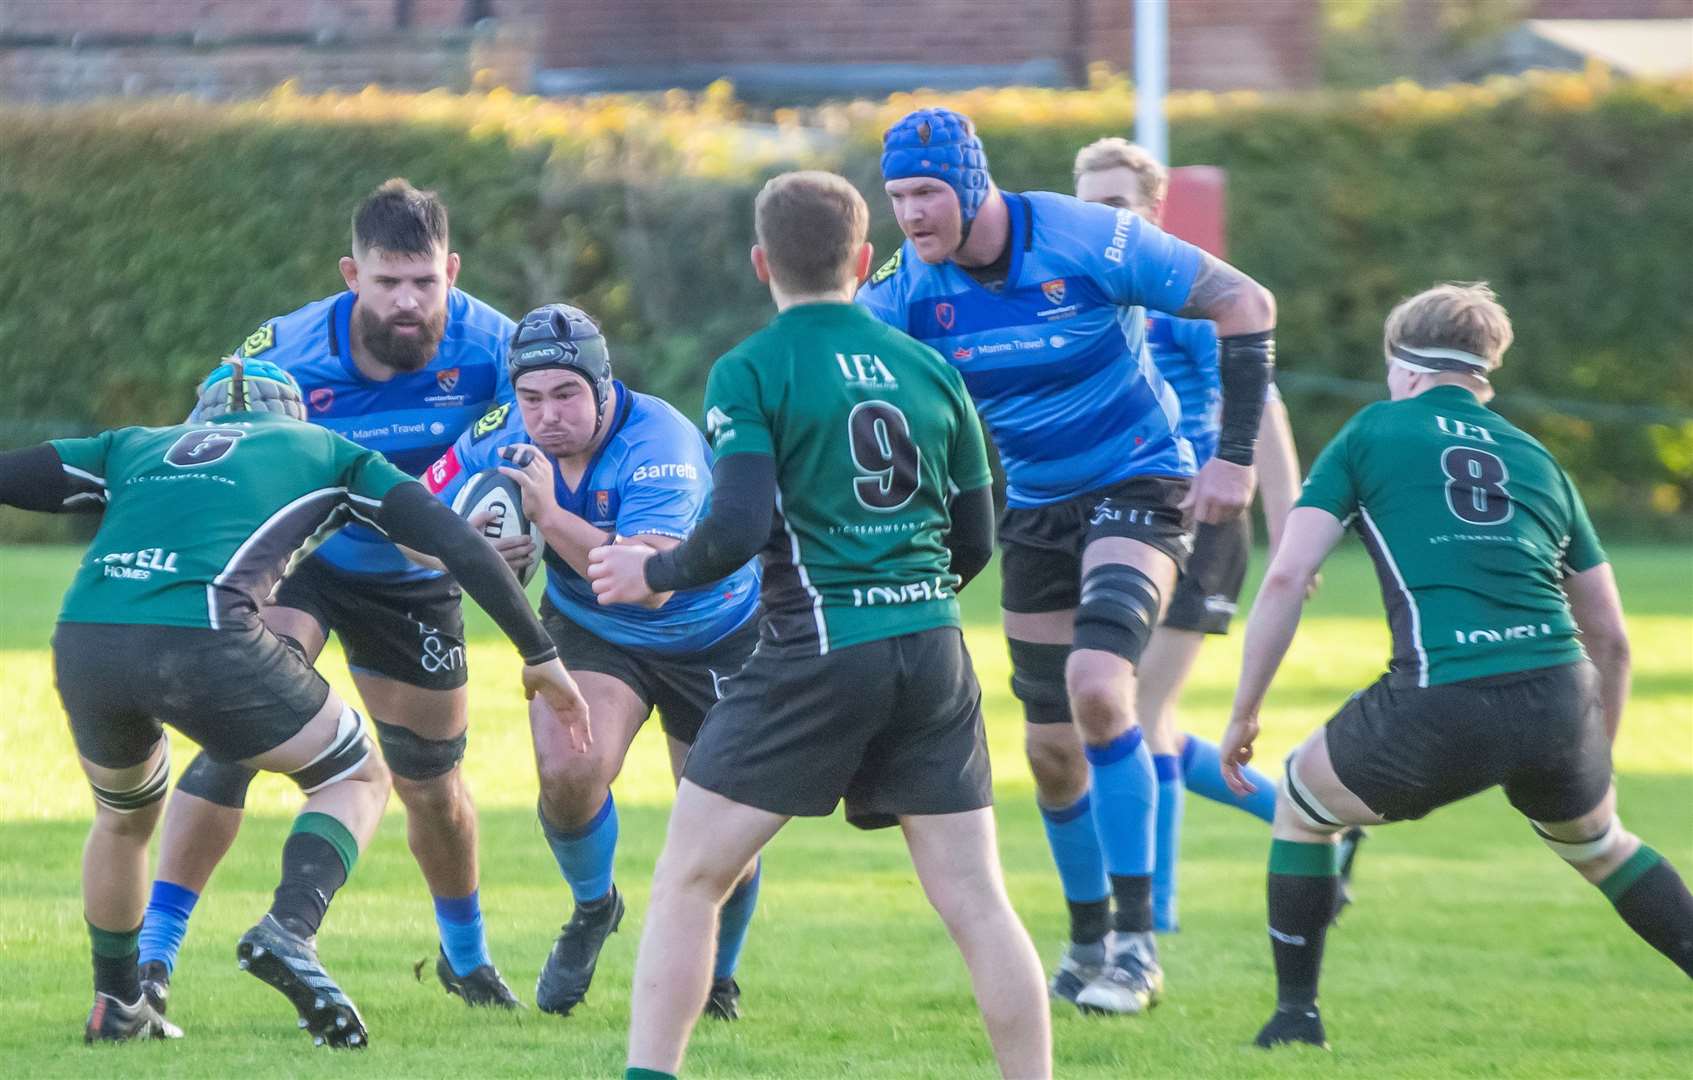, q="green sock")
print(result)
[88,921,142,1001]
[626,1069,677,1080]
